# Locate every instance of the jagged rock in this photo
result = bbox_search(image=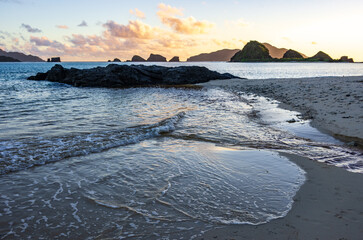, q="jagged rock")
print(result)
[147,54,166,62]
[283,49,304,59]
[28,64,240,88]
[311,51,332,62]
[131,55,146,62]
[169,56,180,62]
[230,41,271,62]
